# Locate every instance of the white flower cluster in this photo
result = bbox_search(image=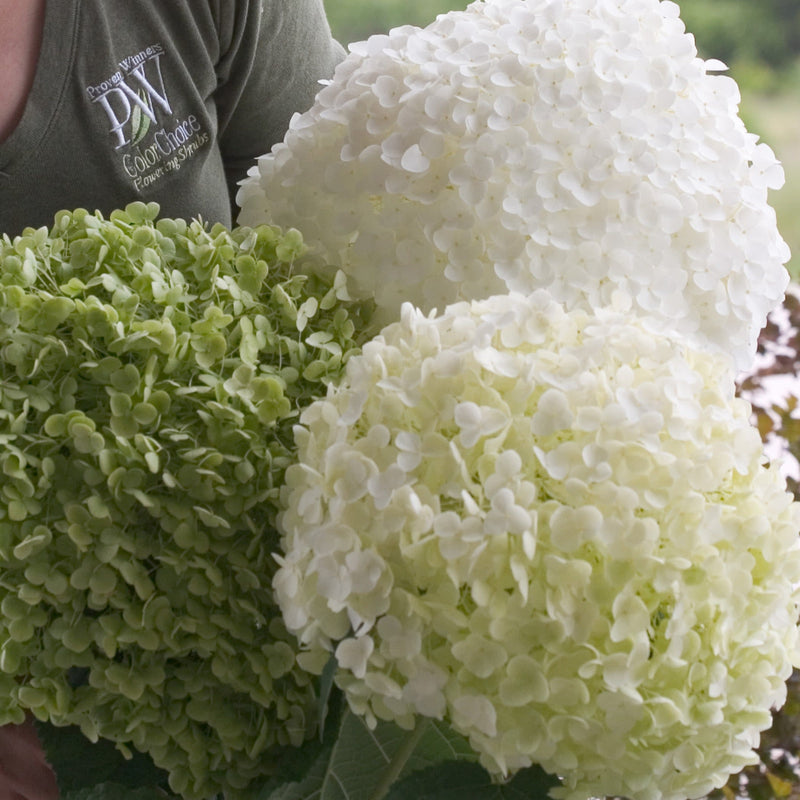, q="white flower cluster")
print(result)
[237,0,789,371]
[275,292,800,800]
